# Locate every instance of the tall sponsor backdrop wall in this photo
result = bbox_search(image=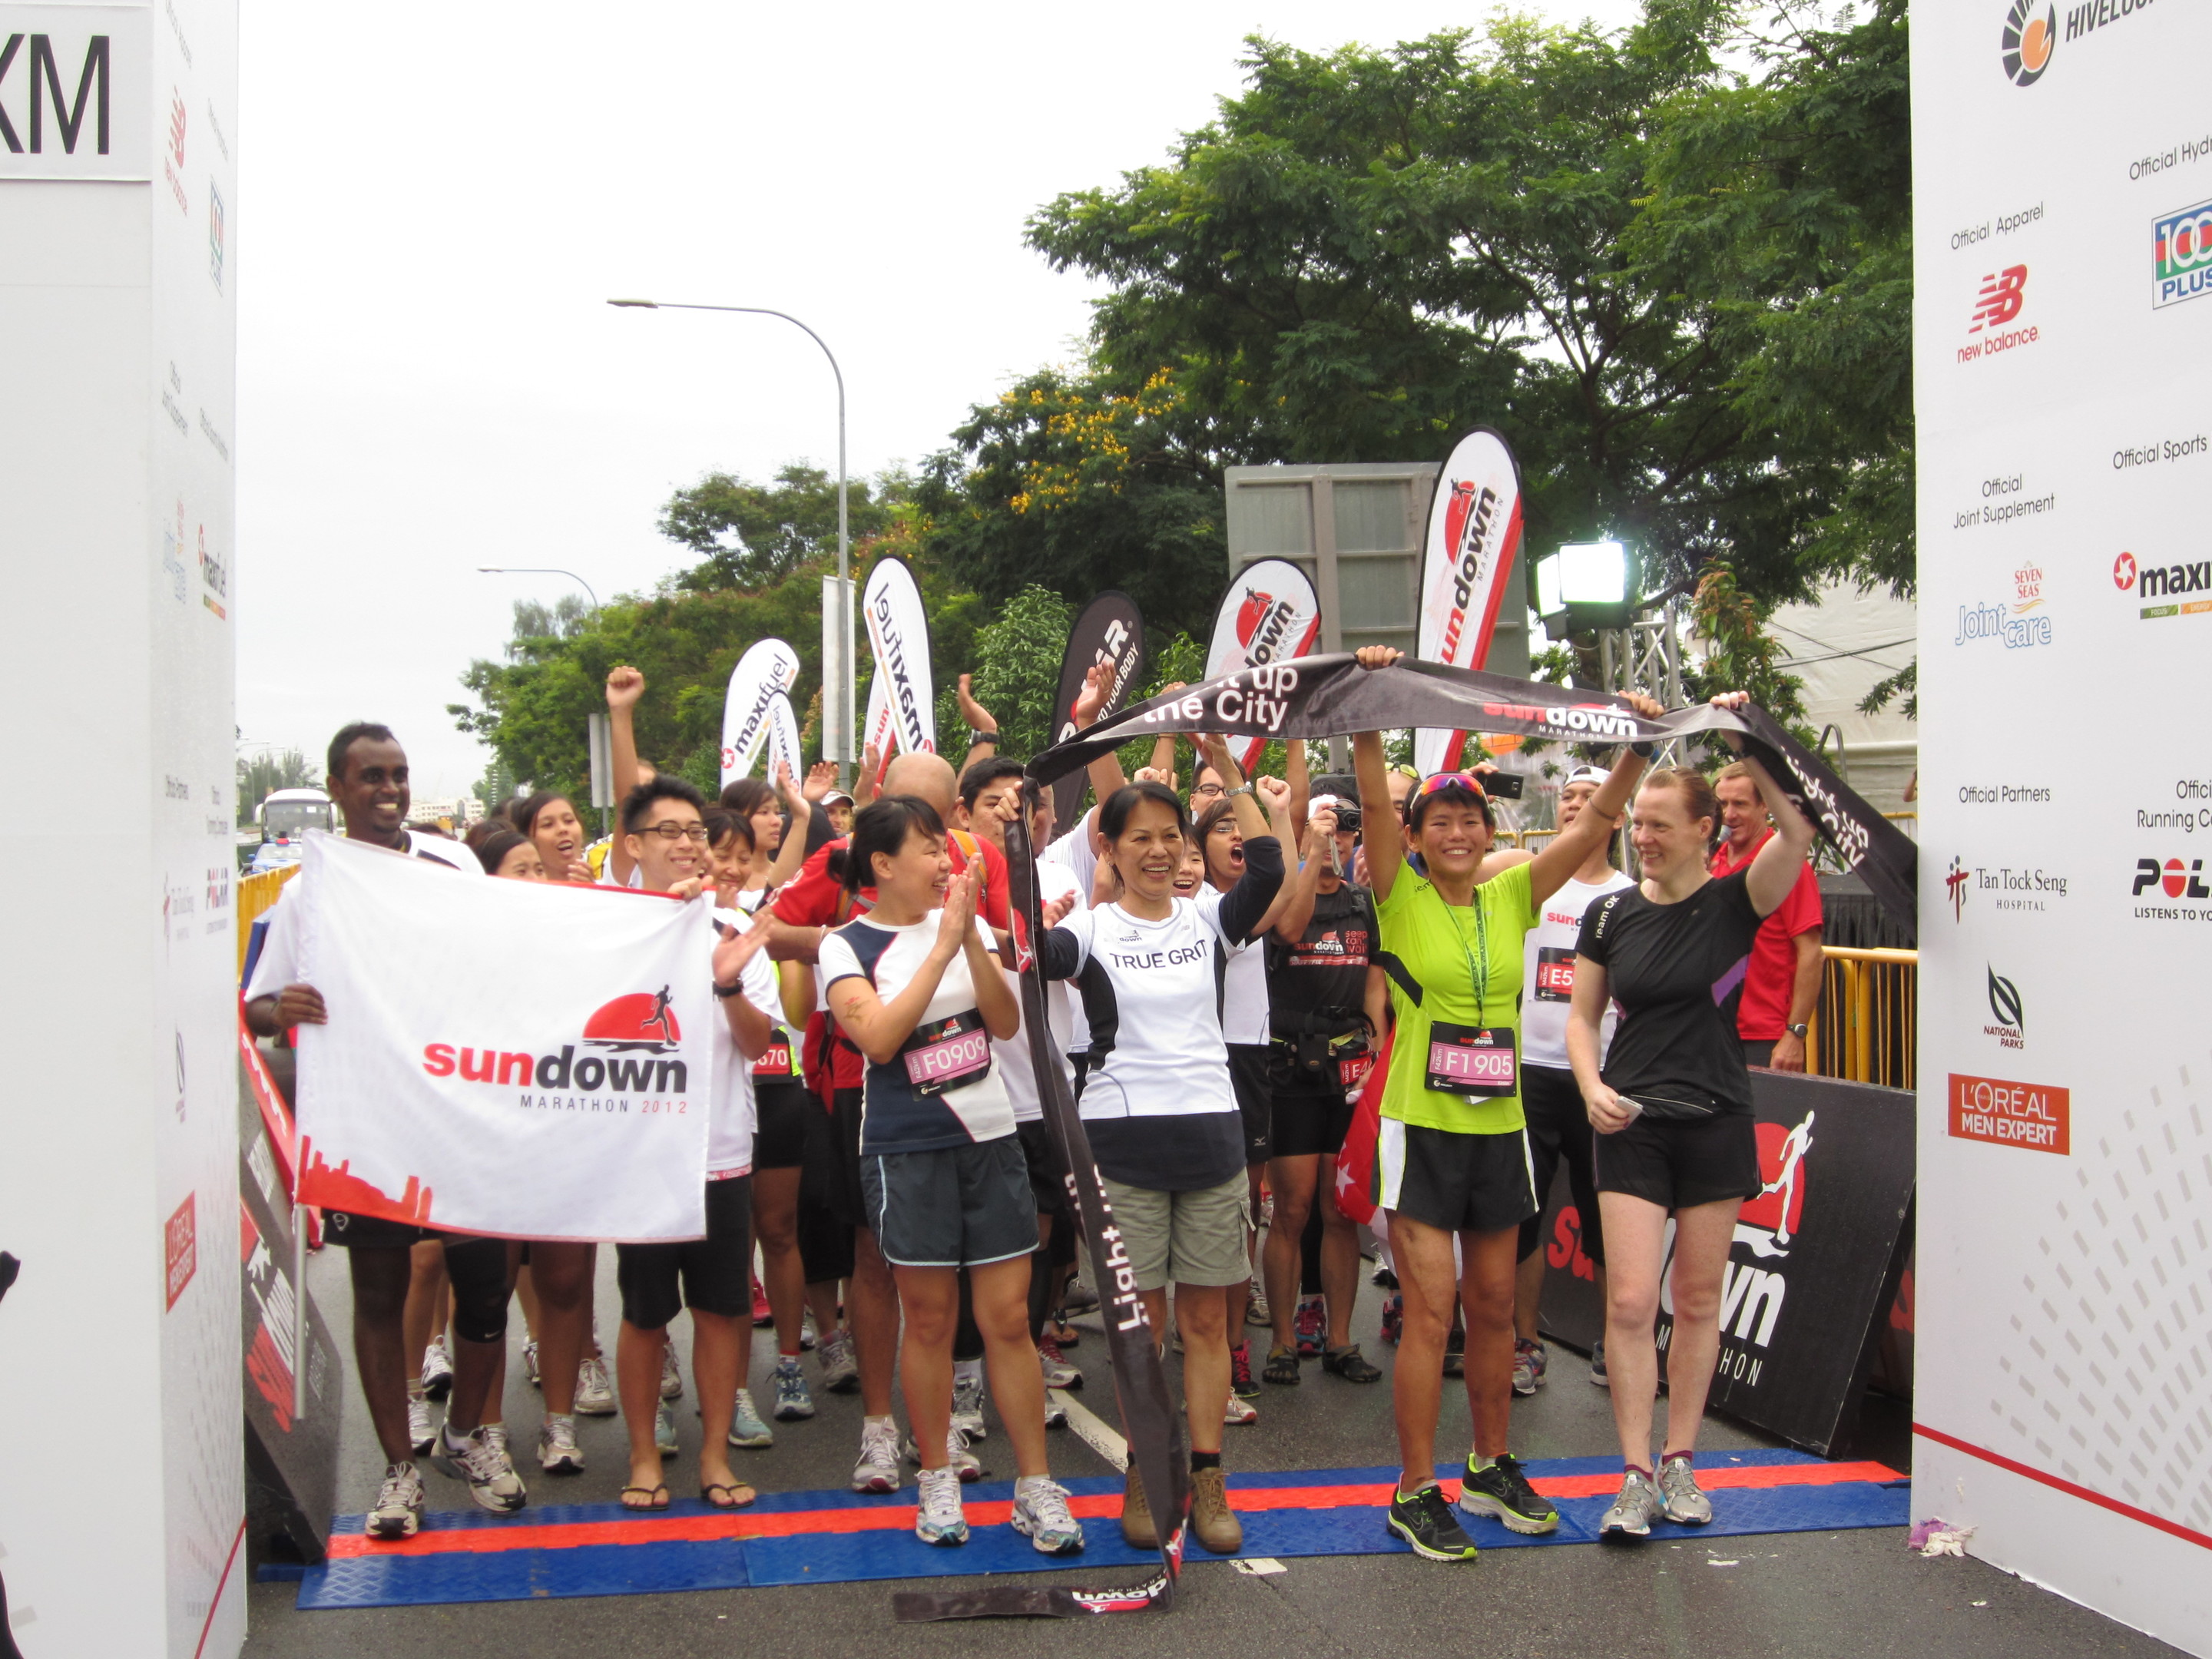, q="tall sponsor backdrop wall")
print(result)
[0,2,245,1654]
[1916,2,2212,1650]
